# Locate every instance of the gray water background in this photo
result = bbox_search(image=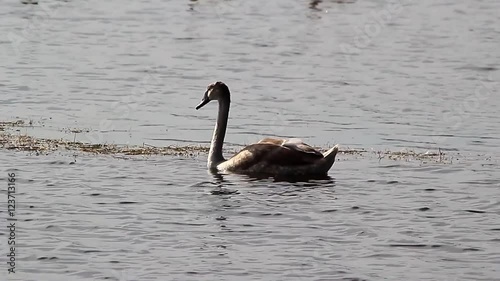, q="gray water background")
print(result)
[0,0,499,280]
